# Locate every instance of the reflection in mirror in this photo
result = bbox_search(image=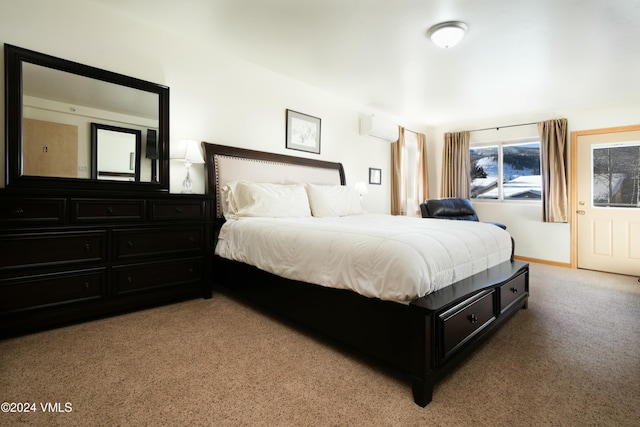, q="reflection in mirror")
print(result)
[4,44,169,192]
[22,63,159,182]
[91,123,141,181]
[22,117,79,178]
